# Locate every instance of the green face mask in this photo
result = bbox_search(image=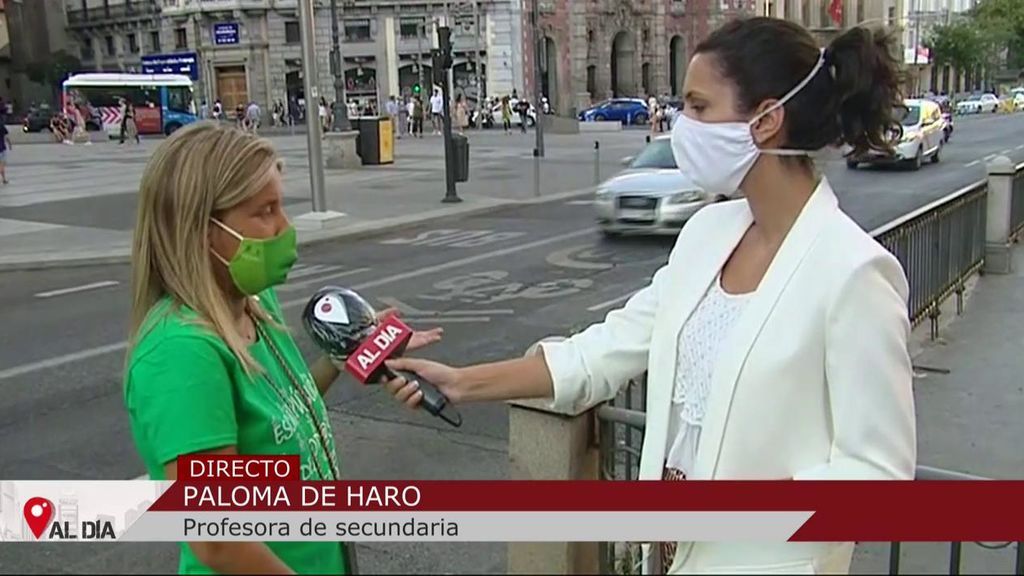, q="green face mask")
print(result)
[211,219,298,296]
